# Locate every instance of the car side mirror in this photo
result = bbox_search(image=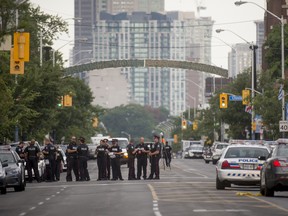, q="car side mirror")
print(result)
[258,156,266,161]
[2,162,8,168]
